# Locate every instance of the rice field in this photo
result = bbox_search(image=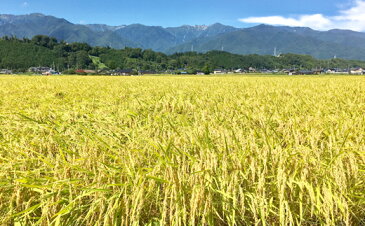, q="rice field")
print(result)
[0,75,364,225]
